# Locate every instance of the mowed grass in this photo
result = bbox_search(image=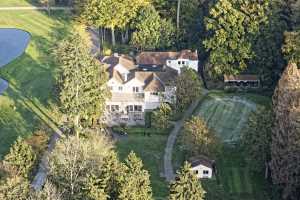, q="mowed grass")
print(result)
[173,91,272,200]
[0,0,40,6]
[0,10,71,157]
[194,91,270,141]
[116,129,169,200]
